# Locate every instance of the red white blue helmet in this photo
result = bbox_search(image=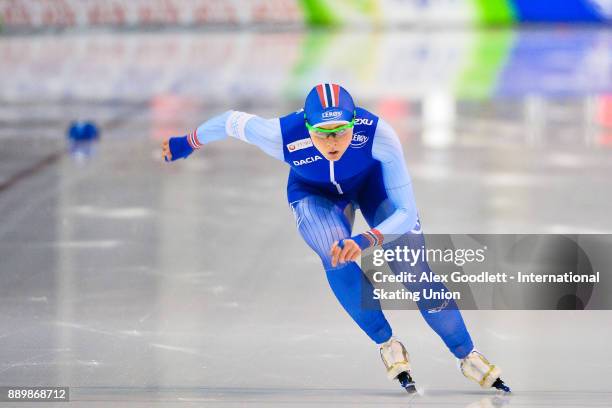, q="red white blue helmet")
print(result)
[304,83,355,127]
